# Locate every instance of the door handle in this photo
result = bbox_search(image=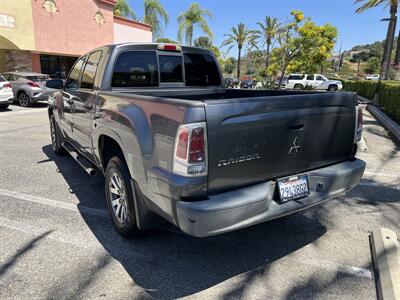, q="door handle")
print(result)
[287,120,306,132]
